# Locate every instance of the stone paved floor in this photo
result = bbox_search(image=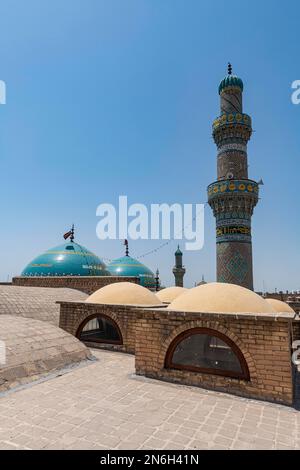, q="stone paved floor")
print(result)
[0,349,299,450]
